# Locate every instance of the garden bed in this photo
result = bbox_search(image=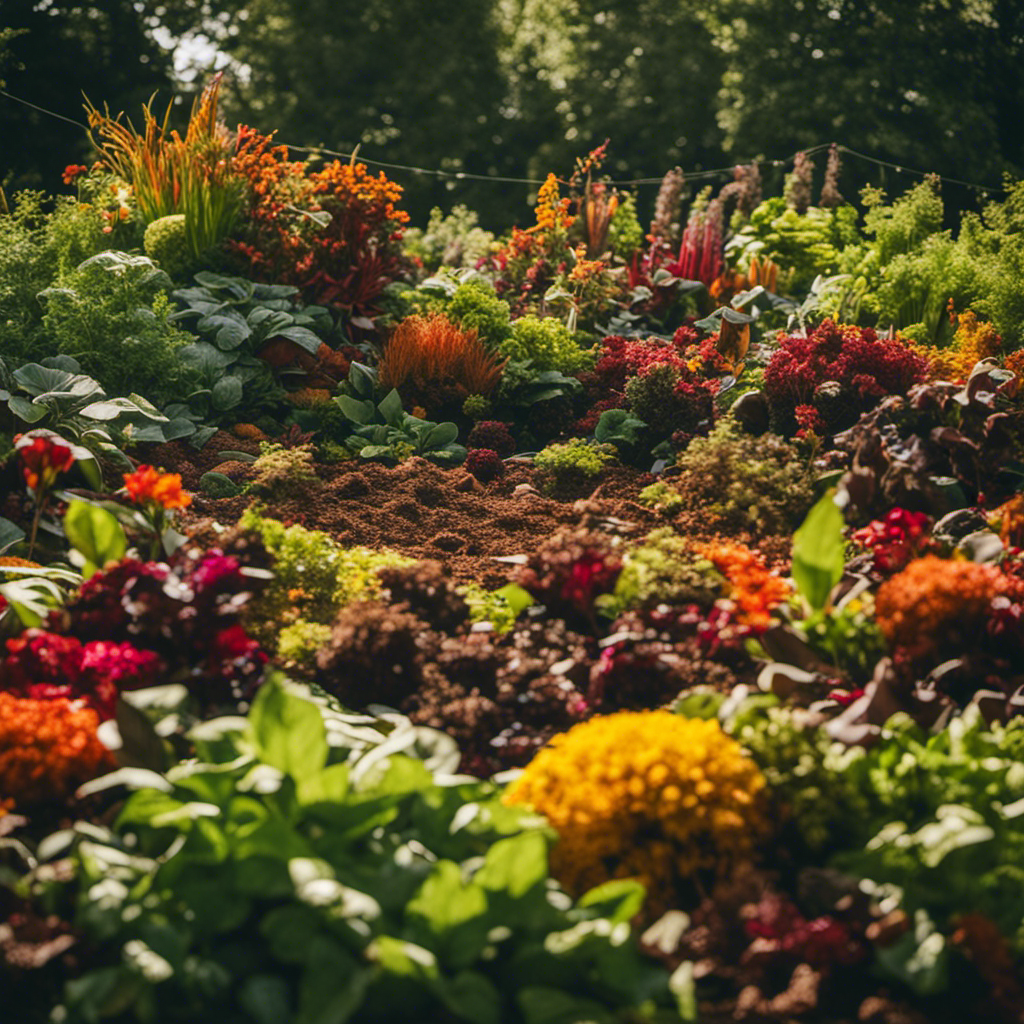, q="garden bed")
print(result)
[2,84,1024,1024]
